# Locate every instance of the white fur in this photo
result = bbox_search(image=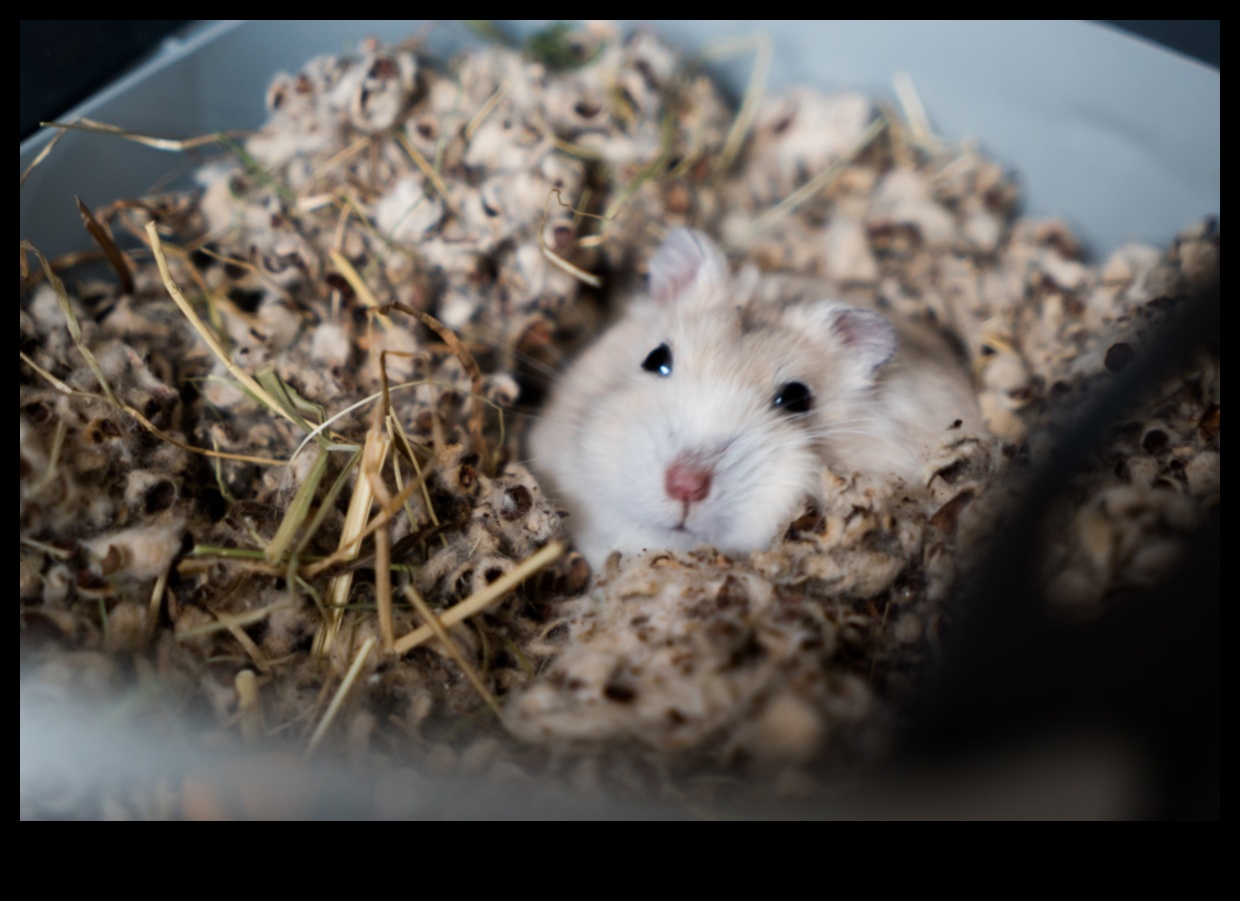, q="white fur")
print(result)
[530,230,981,567]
